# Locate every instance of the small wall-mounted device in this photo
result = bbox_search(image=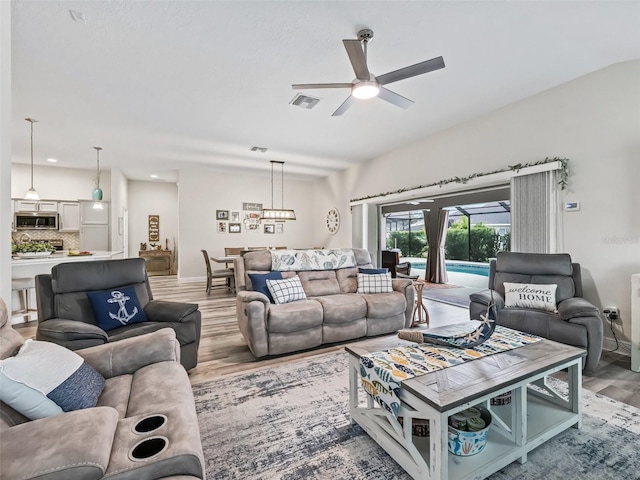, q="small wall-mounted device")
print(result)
[564,201,580,211]
[603,306,620,321]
